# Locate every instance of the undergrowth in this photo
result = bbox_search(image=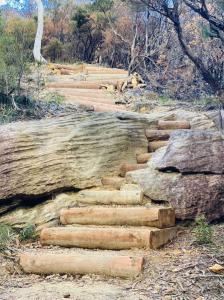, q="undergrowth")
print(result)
[193,215,213,245]
[0,224,14,251]
[19,224,37,242]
